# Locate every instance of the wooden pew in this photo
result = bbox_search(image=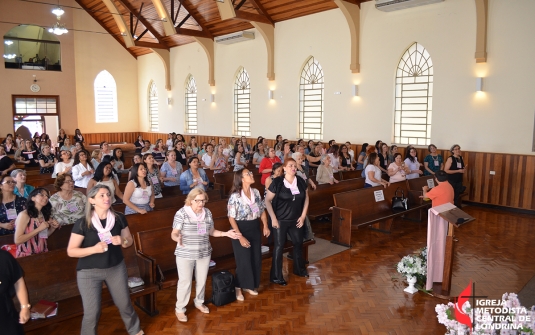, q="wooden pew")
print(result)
[338,169,363,180]
[18,246,159,332]
[331,181,427,247]
[214,171,264,197]
[307,178,366,220]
